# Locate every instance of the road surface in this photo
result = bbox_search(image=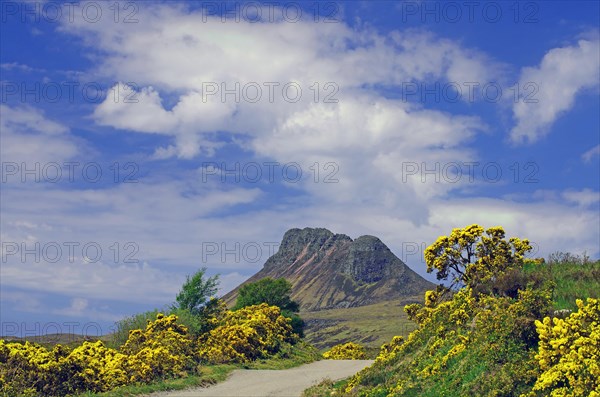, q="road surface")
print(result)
[154,359,373,397]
